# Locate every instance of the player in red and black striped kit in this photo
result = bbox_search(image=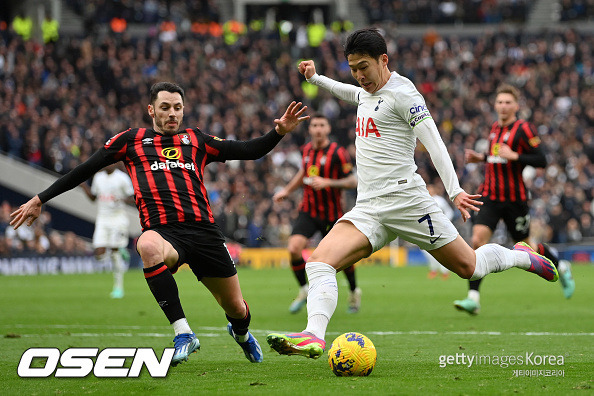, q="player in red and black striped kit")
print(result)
[273,114,359,314]
[454,84,575,315]
[10,82,310,366]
